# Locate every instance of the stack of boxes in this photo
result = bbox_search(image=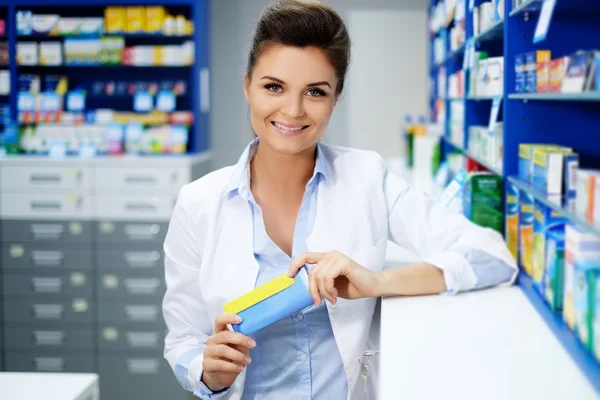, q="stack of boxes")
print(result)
[464,173,504,234]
